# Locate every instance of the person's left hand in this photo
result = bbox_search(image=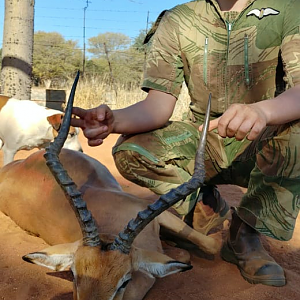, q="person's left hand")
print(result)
[199,103,268,140]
